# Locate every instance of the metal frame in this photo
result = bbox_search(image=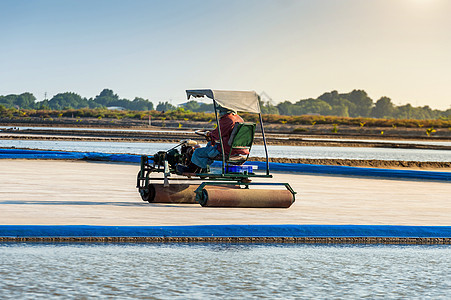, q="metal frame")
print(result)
[136,90,296,202]
[213,101,270,176]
